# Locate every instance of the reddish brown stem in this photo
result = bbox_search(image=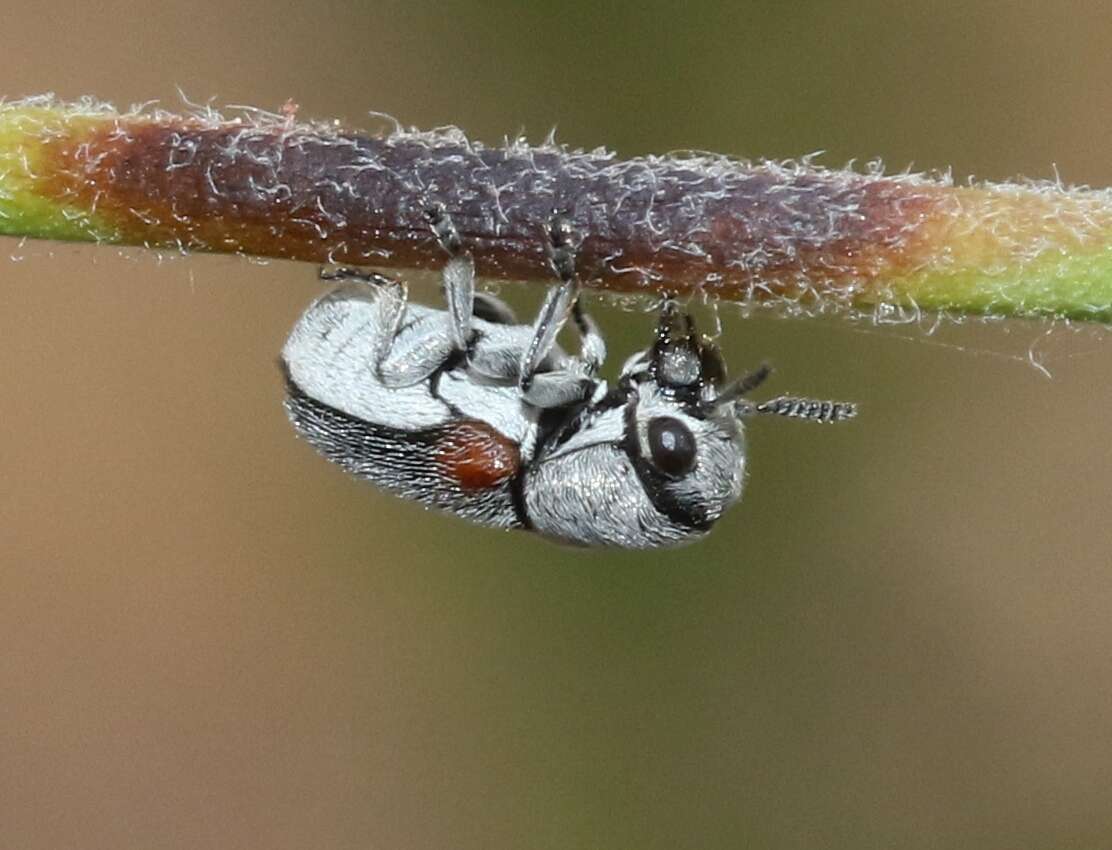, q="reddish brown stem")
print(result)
[40,120,941,302]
